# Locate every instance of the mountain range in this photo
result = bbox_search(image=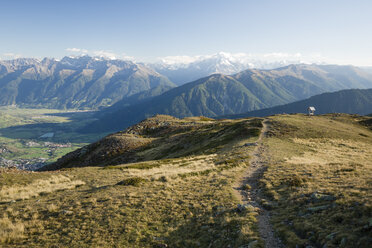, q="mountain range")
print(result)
[85,64,372,132]
[1,55,372,133]
[0,56,174,109]
[149,52,308,85]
